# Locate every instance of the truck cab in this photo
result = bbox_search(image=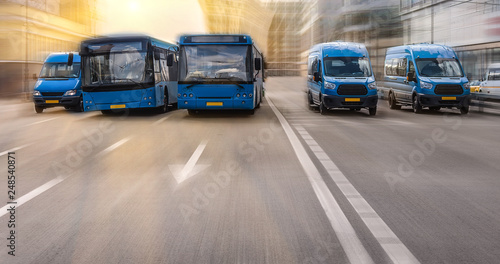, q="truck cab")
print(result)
[32,52,82,113]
